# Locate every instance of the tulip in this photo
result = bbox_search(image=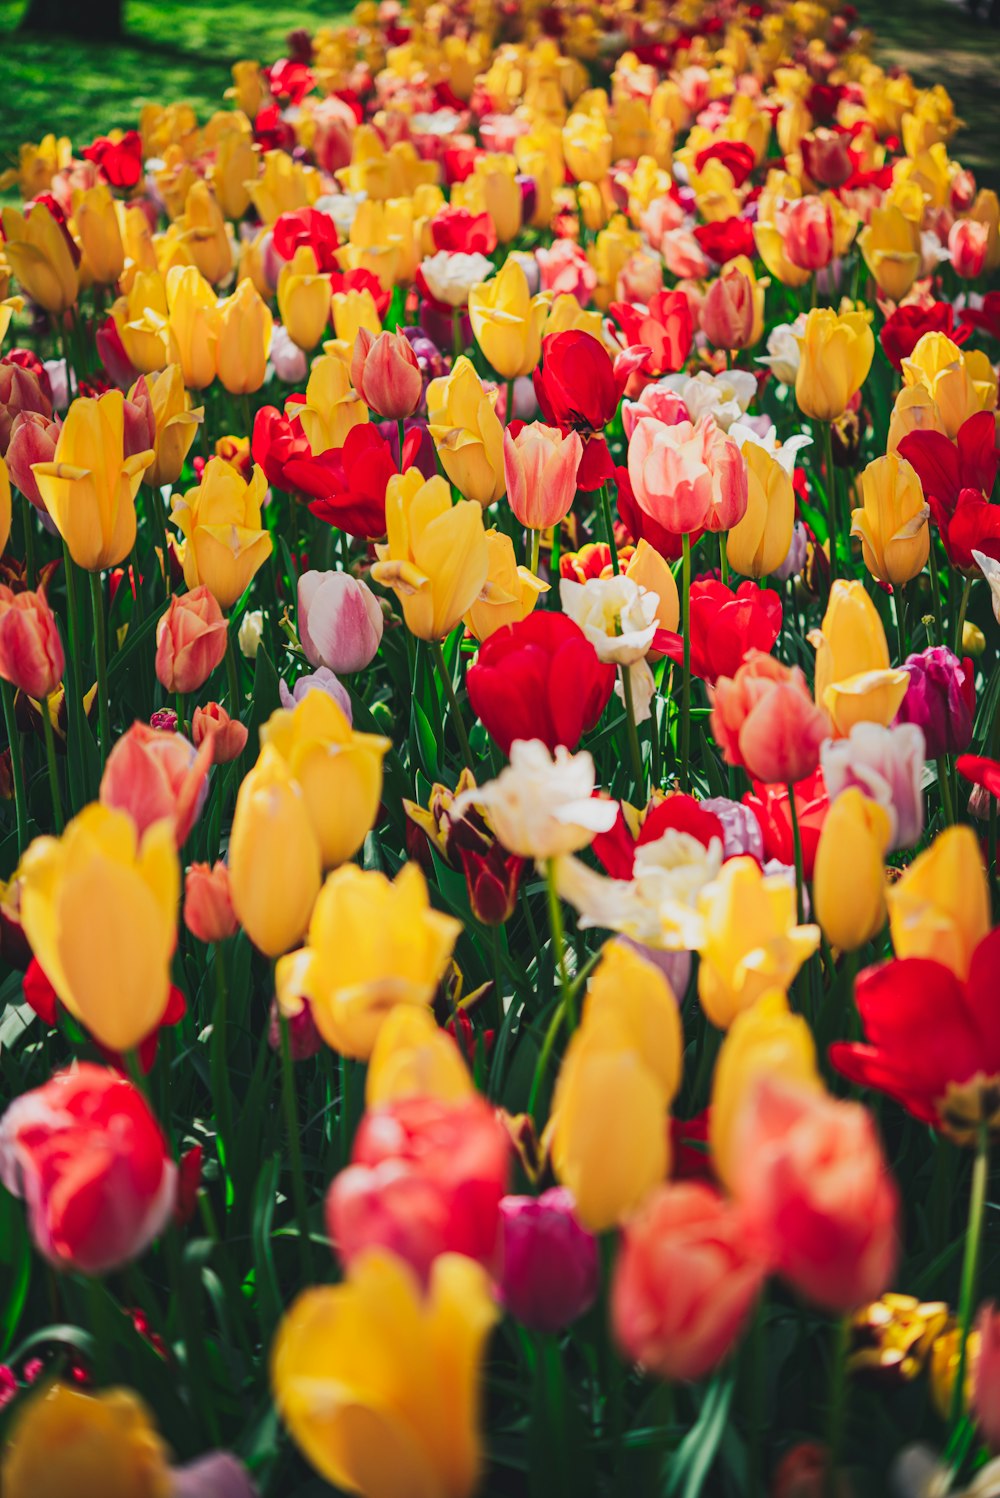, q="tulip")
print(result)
[350,326,422,419]
[895,646,974,758]
[609,287,692,376]
[696,856,820,1028]
[710,989,820,1191]
[216,278,273,396]
[887,824,989,980]
[18,804,179,1051]
[0,585,64,698]
[950,219,990,280]
[503,422,583,531]
[612,1182,765,1380]
[858,204,922,303]
[371,468,489,641]
[0,1381,172,1497]
[171,457,273,610]
[654,578,782,684]
[272,1250,498,1498]
[228,745,323,957]
[498,1189,599,1334]
[710,652,831,786]
[902,333,998,440]
[111,269,175,375]
[287,353,369,453]
[2,203,78,315]
[277,244,329,351]
[326,1092,509,1279]
[275,862,460,1058]
[165,264,219,390]
[279,664,352,718]
[810,580,909,736]
[184,859,238,943]
[155,585,228,694]
[700,261,759,350]
[851,452,930,589]
[129,365,202,490]
[974,1304,1000,1452]
[794,306,875,422]
[454,741,618,862]
[260,689,389,869]
[465,530,547,642]
[562,113,612,183]
[191,701,248,764]
[366,1004,473,1109]
[726,440,796,579]
[100,722,211,848]
[468,258,548,380]
[176,180,233,285]
[73,182,125,285]
[32,389,153,570]
[6,411,58,515]
[426,356,505,507]
[212,127,256,221]
[813,788,892,952]
[821,722,925,852]
[628,414,748,535]
[0,364,53,456]
[420,249,494,307]
[297,568,383,674]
